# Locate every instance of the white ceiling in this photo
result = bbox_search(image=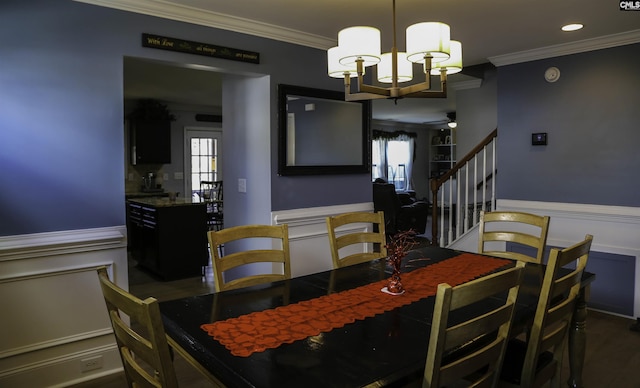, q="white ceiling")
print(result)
[110,0,640,124]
